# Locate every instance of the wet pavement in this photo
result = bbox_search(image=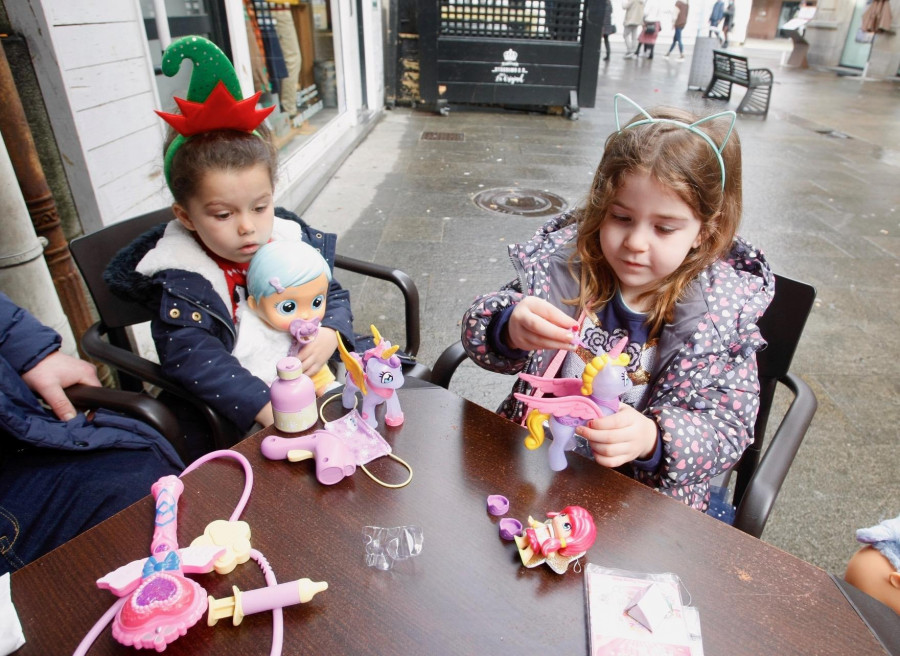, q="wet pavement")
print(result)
[304,38,900,575]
